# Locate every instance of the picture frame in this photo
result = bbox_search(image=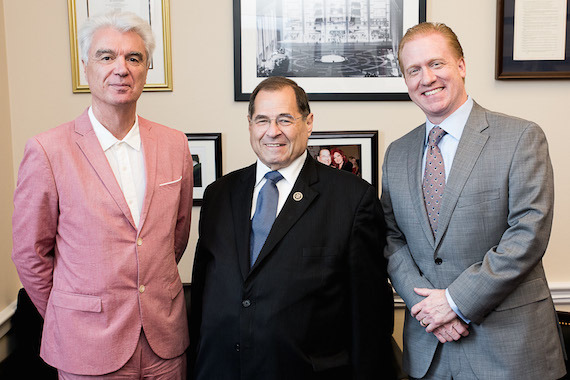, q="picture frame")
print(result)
[234,0,426,101]
[67,0,173,92]
[308,130,378,189]
[496,0,570,79]
[186,133,223,206]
